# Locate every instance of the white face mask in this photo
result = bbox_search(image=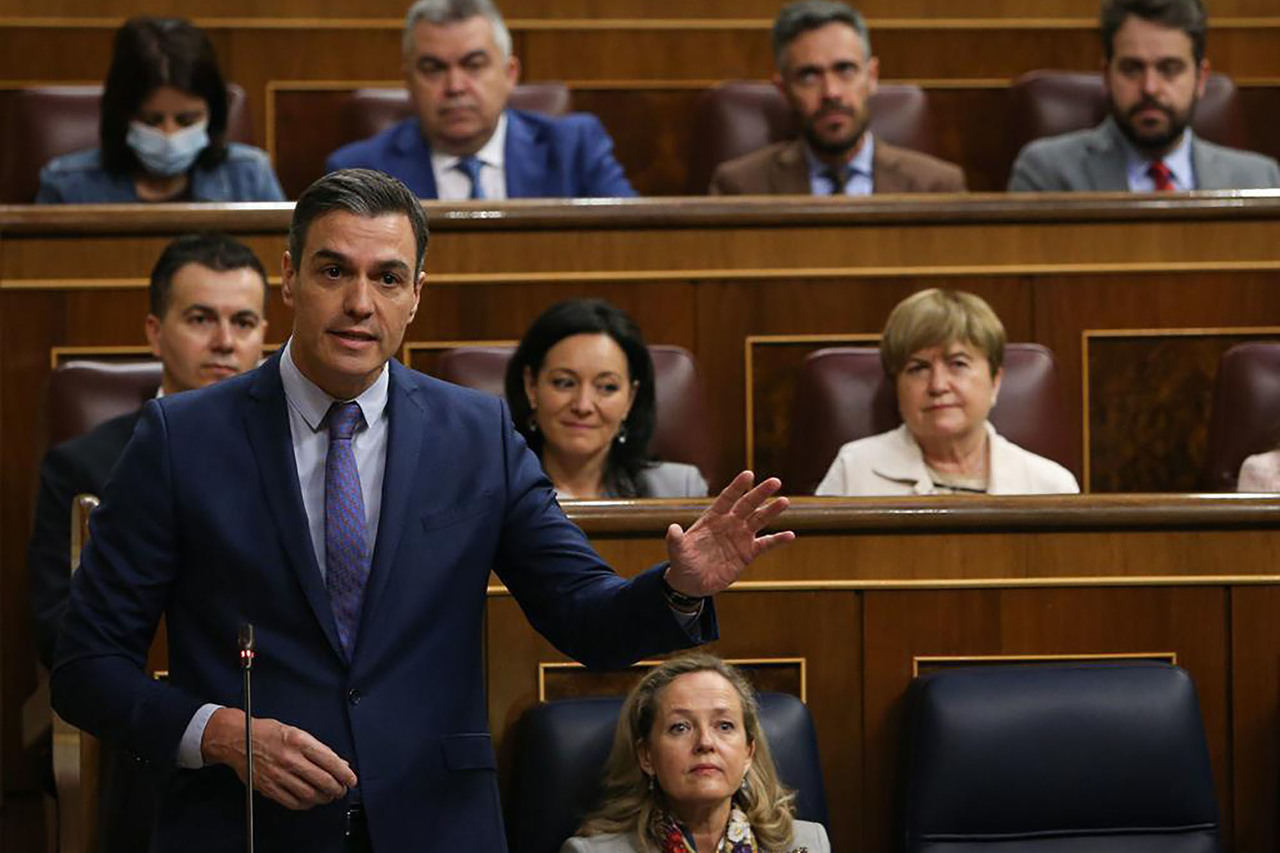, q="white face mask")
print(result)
[126,119,210,177]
